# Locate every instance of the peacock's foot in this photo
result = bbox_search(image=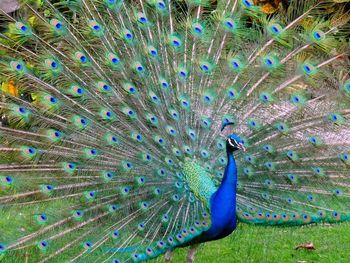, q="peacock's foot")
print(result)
[164,249,174,263]
[186,244,200,263]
